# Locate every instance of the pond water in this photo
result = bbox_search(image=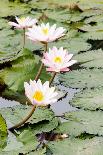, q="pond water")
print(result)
[0,97,19,108]
[0,85,79,116]
[51,85,79,116]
